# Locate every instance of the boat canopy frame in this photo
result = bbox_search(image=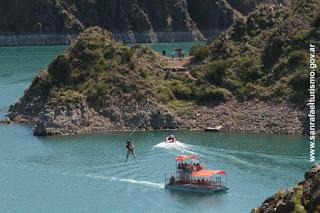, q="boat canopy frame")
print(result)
[165,170,227,190]
[175,155,199,161]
